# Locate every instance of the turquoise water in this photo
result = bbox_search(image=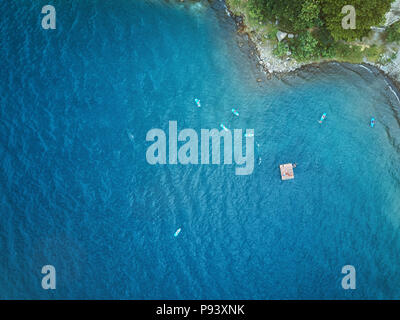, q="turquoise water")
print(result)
[0,0,400,299]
